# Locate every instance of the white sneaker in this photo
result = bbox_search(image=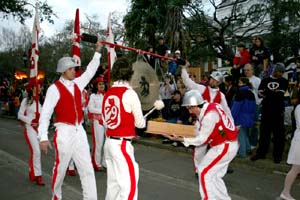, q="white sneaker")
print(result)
[280,193,296,200]
[250,145,256,150]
